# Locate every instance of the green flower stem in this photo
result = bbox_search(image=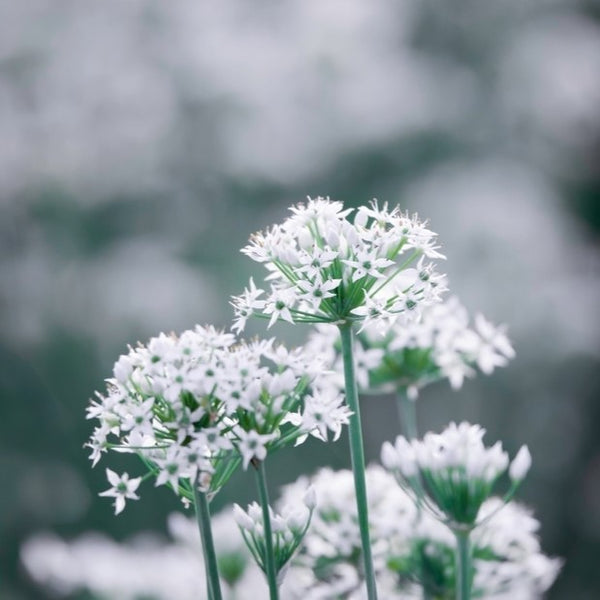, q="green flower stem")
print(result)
[193,485,223,600]
[454,529,472,600]
[339,323,379,600]
[254,461,279,600]
[396,387,418,440]
[396,387,427,511]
